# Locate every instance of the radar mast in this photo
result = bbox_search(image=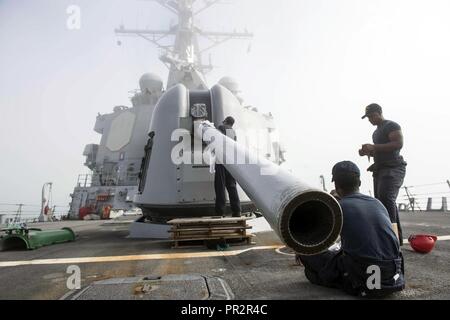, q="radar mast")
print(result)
[115,0,253,90]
